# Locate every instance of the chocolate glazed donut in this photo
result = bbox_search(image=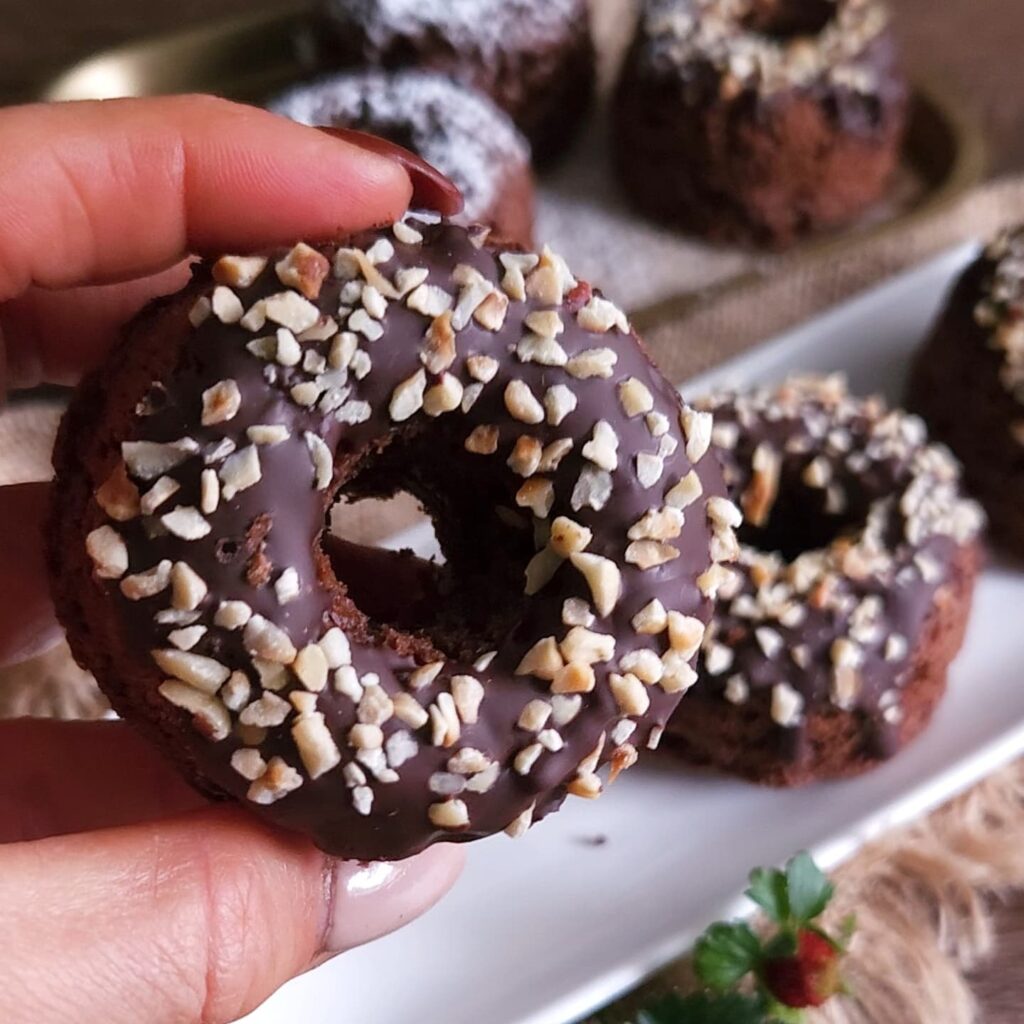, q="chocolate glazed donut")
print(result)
[50,218,737,860]
[614,0,908,247]
[666,376,984,785]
